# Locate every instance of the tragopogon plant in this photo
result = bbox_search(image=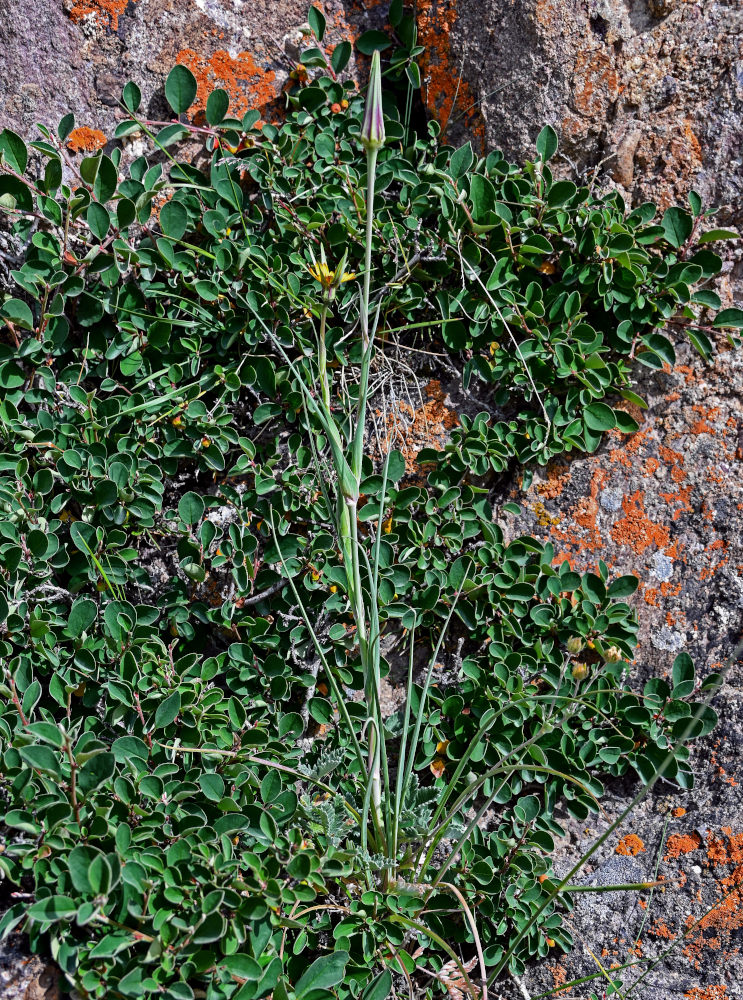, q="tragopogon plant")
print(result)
[0,5,737,999]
